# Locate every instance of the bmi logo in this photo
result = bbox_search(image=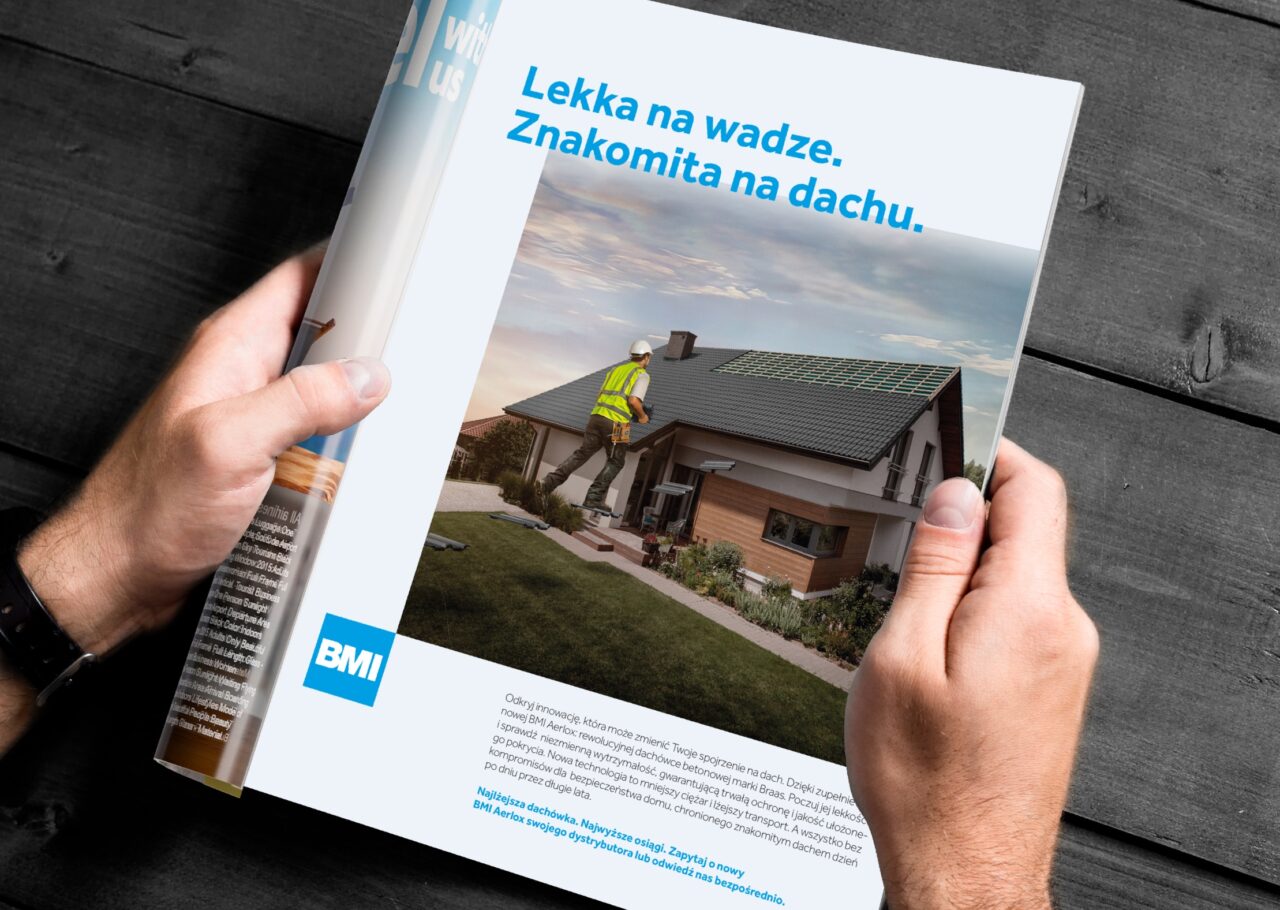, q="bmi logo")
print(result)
[302,613,396,706]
